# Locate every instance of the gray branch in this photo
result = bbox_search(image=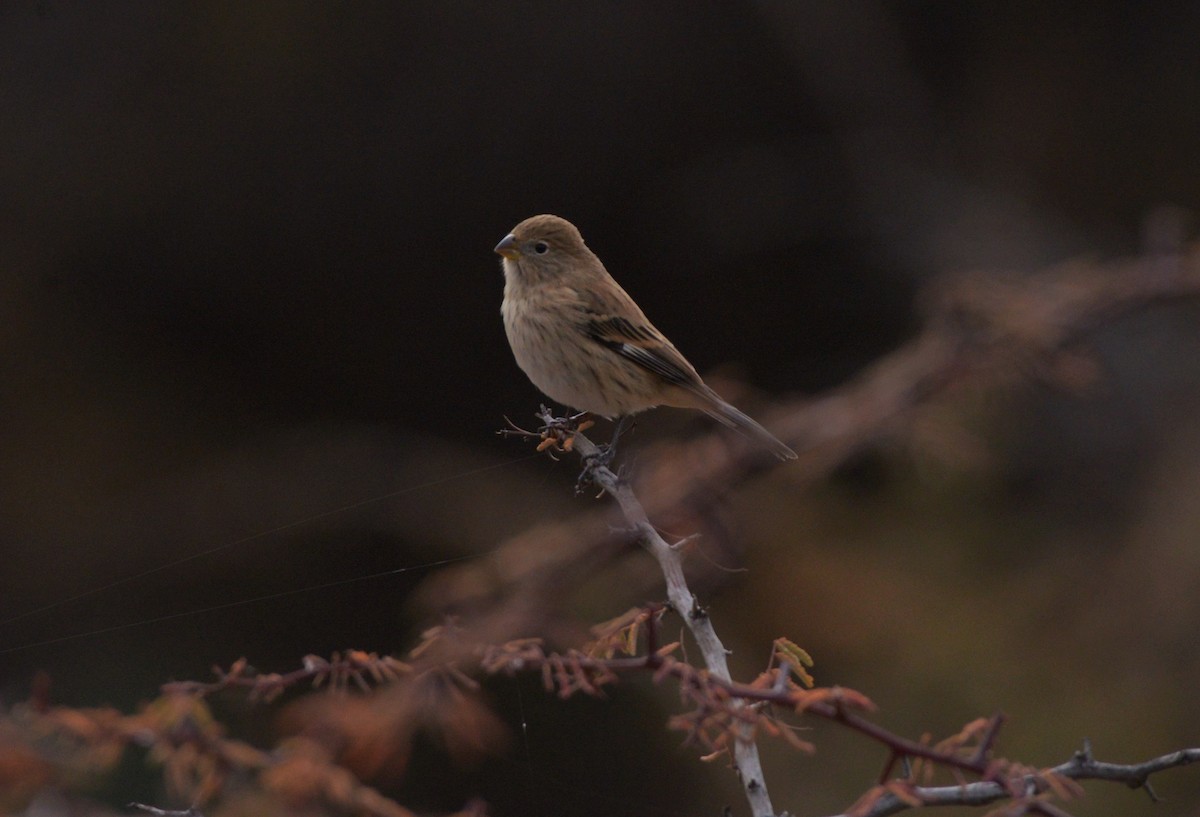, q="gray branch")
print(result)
[569,432,779,817]
[823,743,1200,817]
